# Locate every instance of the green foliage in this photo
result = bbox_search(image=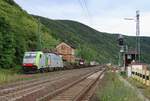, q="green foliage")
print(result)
[0,32,3,64]
[34,16,120,63]
[0,0,59,68]
[36,16,150,64]
[41,32,59,49]
[97,72,142,101]
[1,32,15,68]
[0,16,15,68]
[128,78,150,99]
[0,0,150,69]
[0,68,18,84]
[76,45,97,61]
